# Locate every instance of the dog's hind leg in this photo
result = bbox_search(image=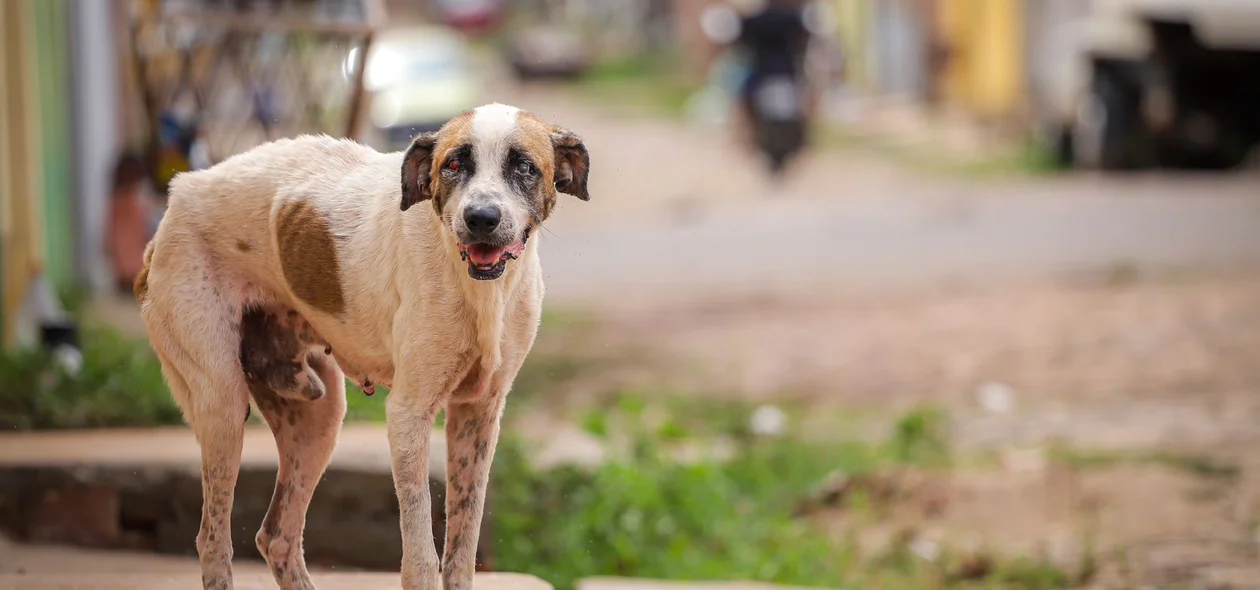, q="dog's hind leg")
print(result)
[140,267,251,590]
[248,345,345,590]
